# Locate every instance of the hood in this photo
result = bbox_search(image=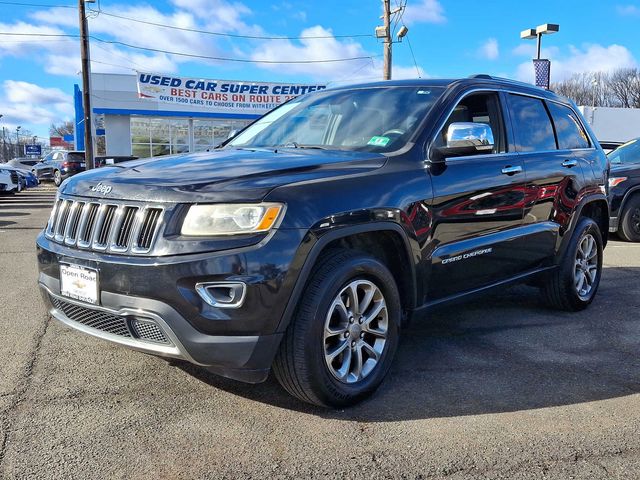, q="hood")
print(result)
[610,163,640,176]
[61,148,387,203]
